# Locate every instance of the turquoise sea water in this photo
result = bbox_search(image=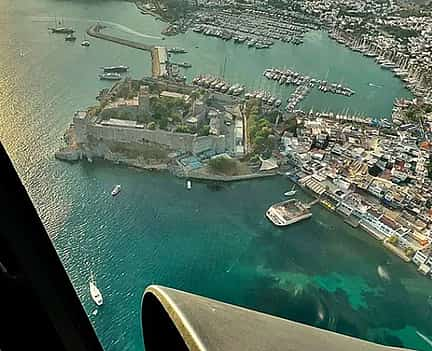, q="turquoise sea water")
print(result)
[1,1,431,350]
